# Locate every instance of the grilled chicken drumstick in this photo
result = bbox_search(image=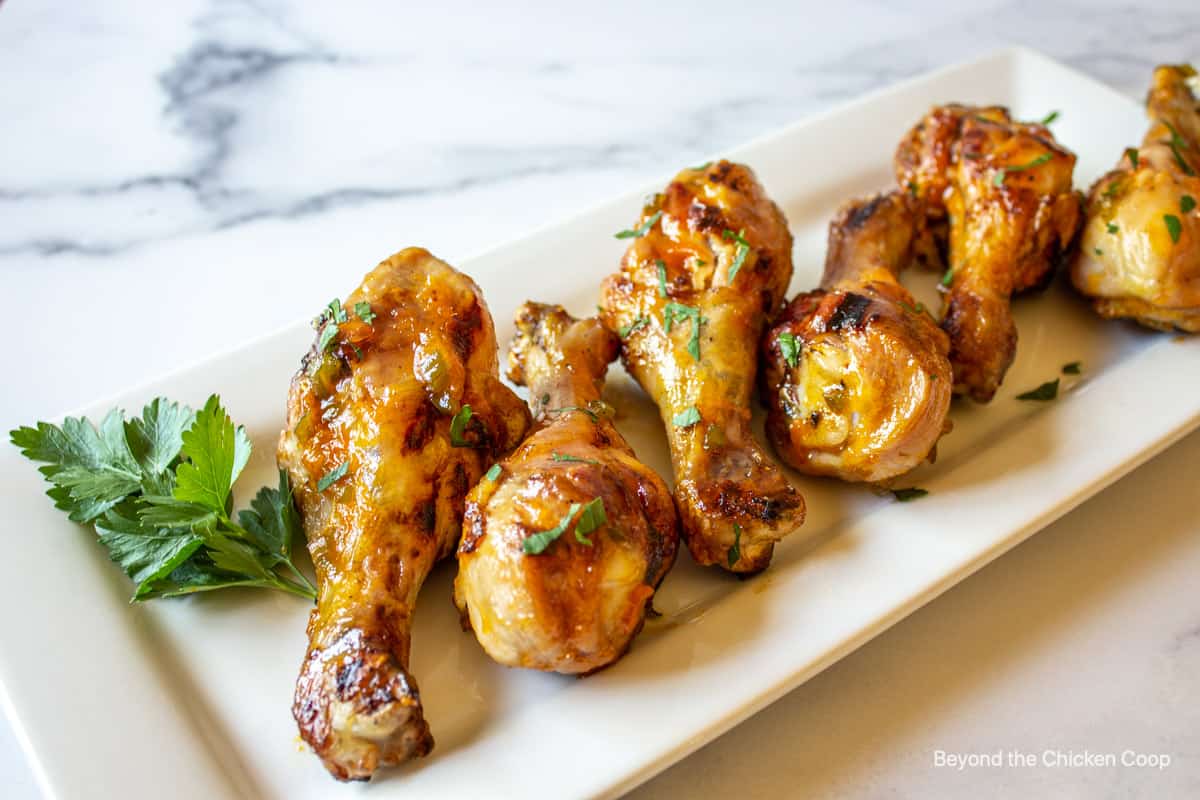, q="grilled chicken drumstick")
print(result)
[1071,63,1200,332]
[600,160,805,574]
[278,248,531,781]
[761,192,952,482]
[454,303,679,673]
[896,104,1082,402]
